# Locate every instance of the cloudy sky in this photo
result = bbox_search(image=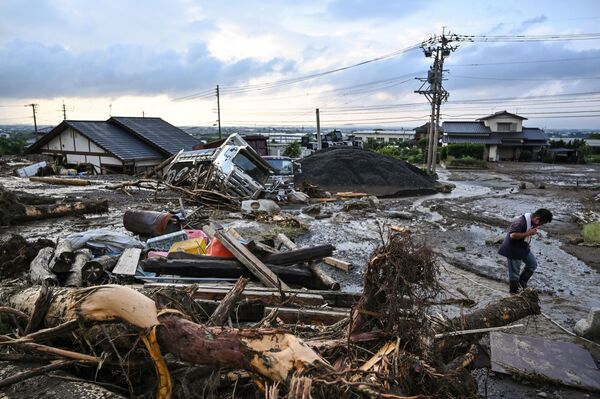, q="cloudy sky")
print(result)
[1,0,599,129]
